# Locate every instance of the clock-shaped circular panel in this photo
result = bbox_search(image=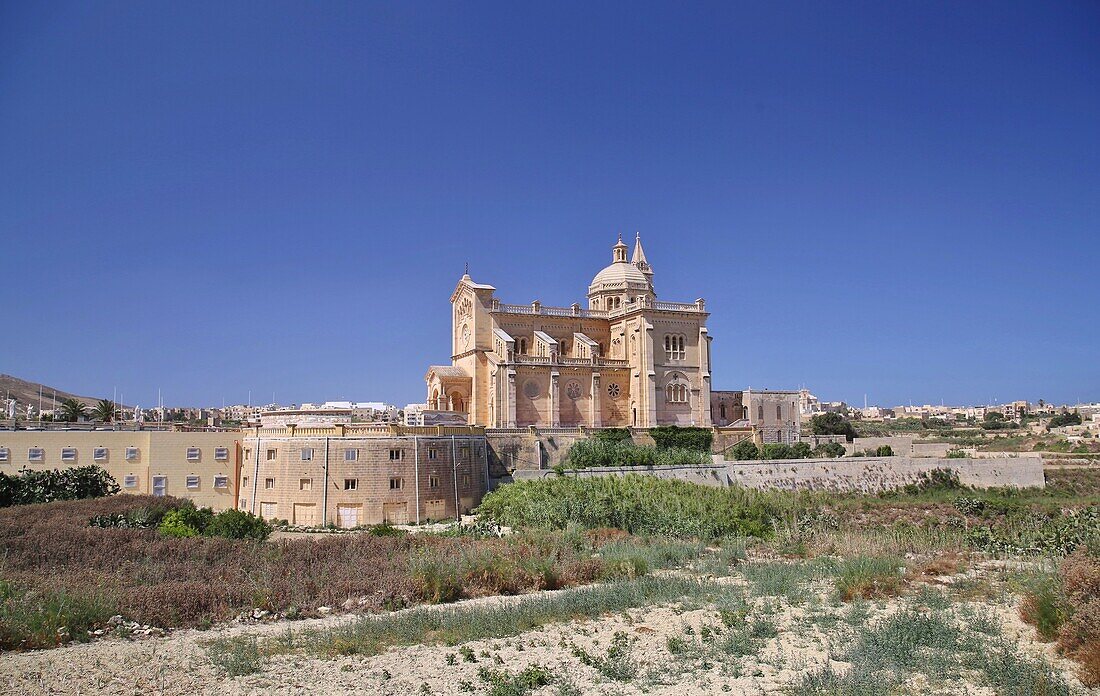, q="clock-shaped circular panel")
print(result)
[606,383,622,399]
